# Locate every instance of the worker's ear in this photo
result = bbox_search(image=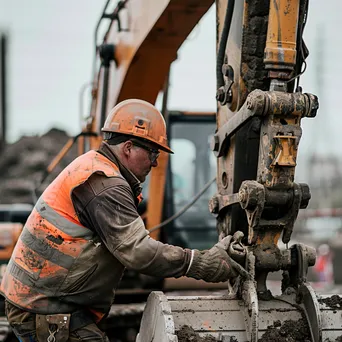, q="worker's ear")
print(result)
[122,140,134,158]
